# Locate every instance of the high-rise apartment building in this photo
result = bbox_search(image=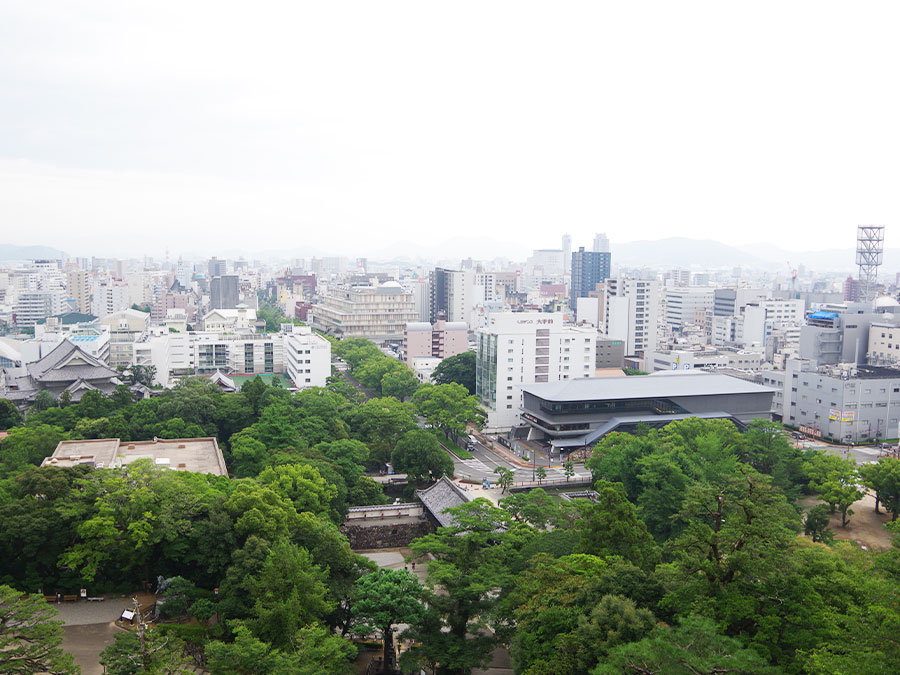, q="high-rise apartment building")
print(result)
[66,269,91,314]
[603,278,660,356]
[475,312,596,430]
[91,280,130,317]
[570,247,611,315]
[428,268,474,325]
[592,232,610,253]
[210,275,240,310]
[14,291,64,326]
